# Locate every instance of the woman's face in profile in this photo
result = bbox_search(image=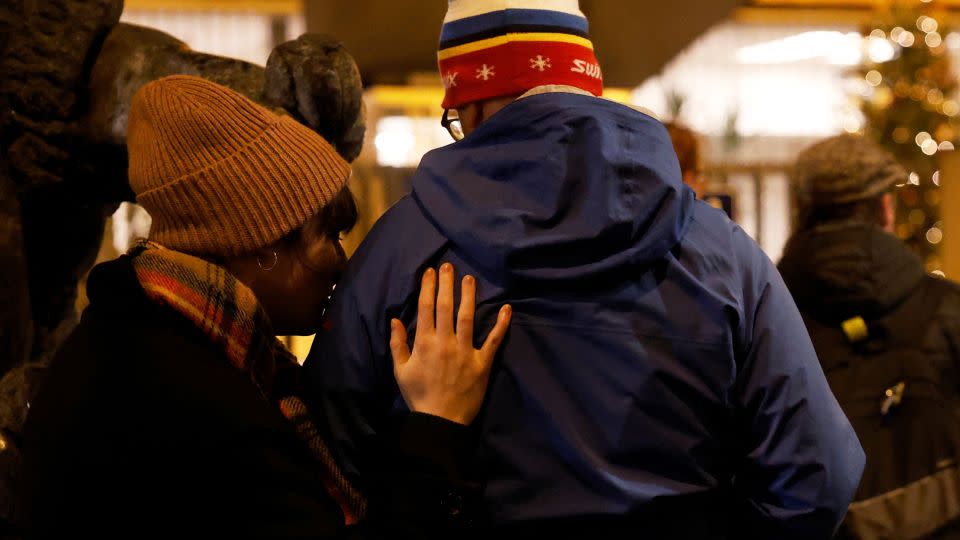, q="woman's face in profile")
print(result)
[257,214,348,336]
